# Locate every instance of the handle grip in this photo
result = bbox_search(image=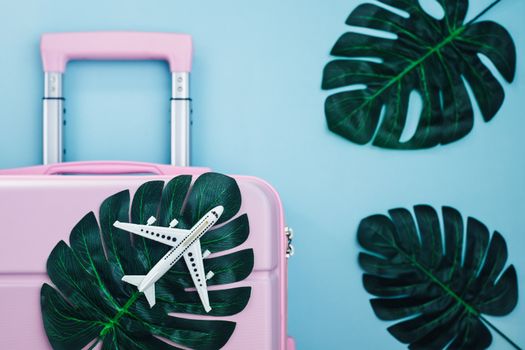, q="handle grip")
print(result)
[41,32,192,166]
[0,161,209,176]
[41,32,192,73]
